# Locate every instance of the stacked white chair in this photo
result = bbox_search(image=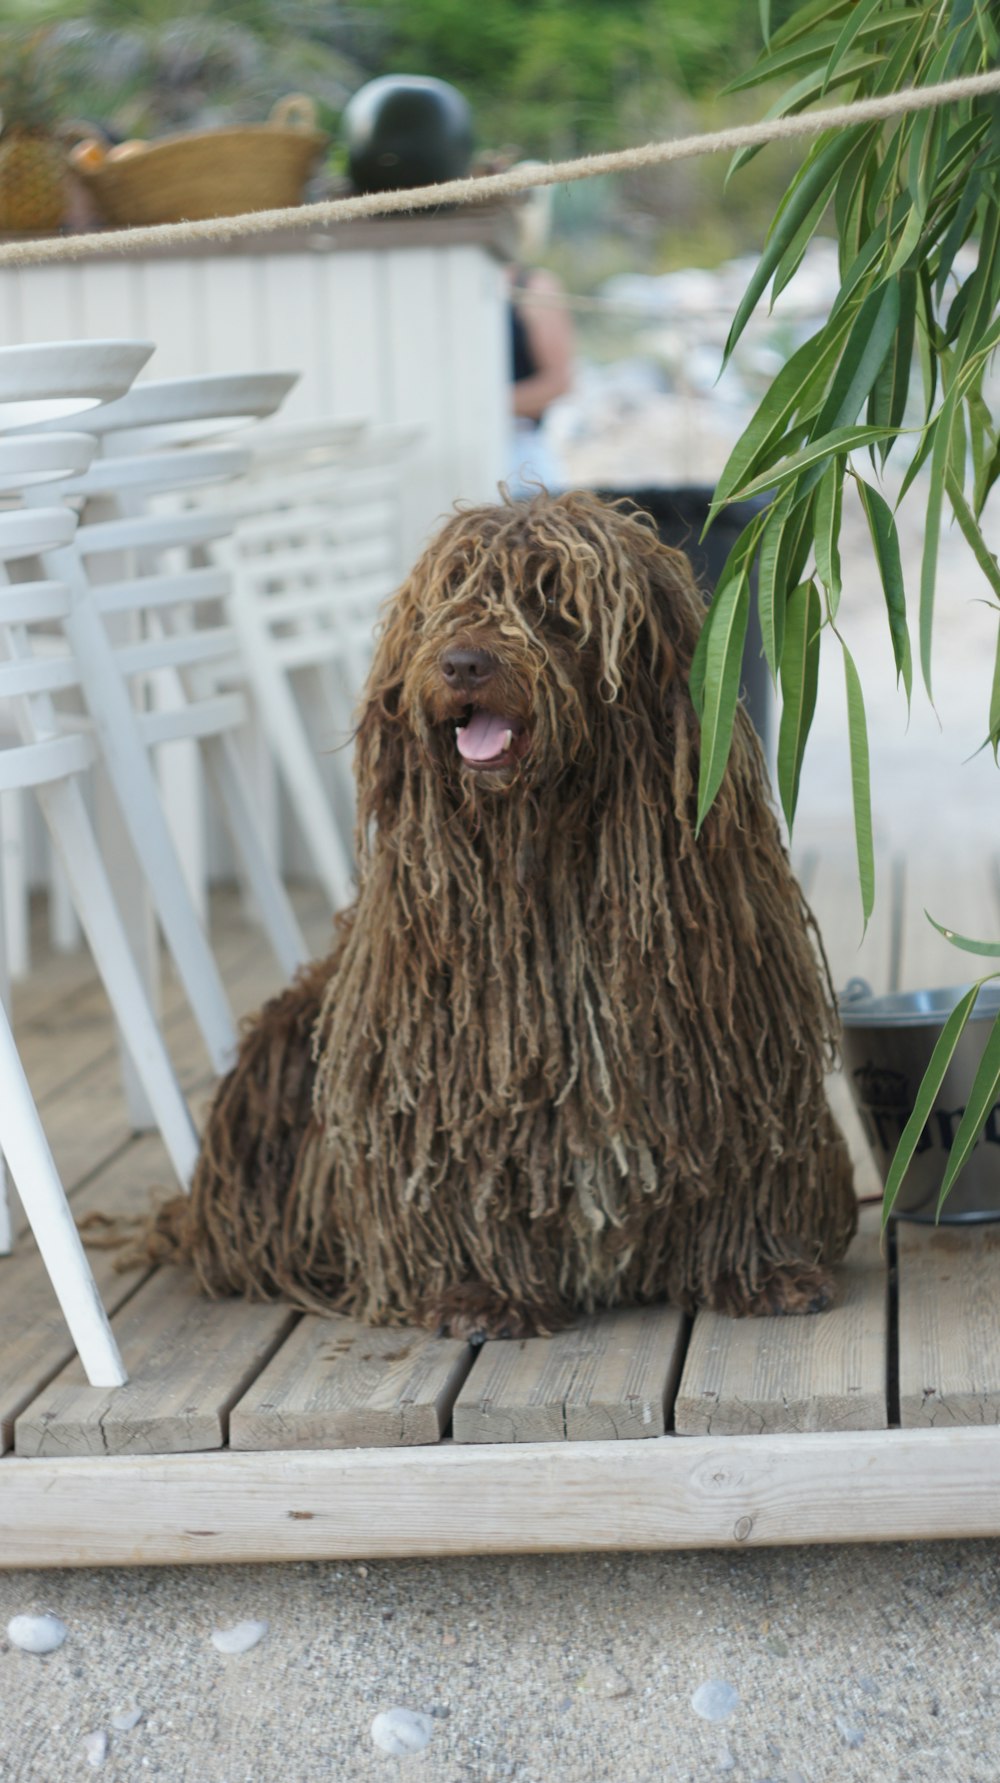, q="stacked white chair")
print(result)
[0,440,206,1388]
[23,385,311,1084]
[201,419,422,908]
[0,340,156,977]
